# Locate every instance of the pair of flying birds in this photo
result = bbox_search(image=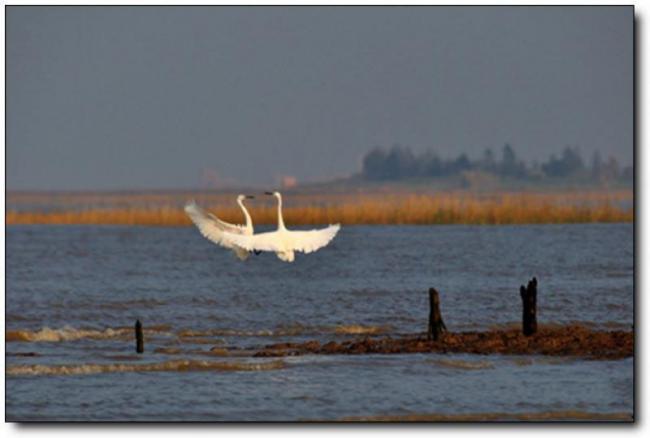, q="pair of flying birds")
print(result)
[185,191,340,263]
